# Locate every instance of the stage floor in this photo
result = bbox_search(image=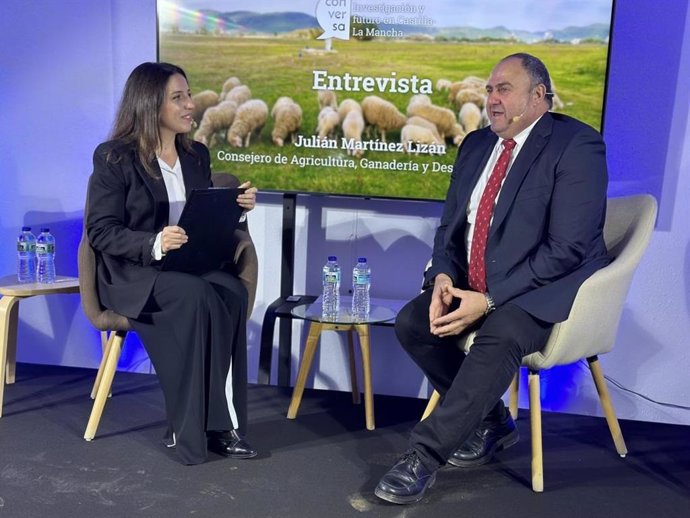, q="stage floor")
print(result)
[0,363,688,517]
